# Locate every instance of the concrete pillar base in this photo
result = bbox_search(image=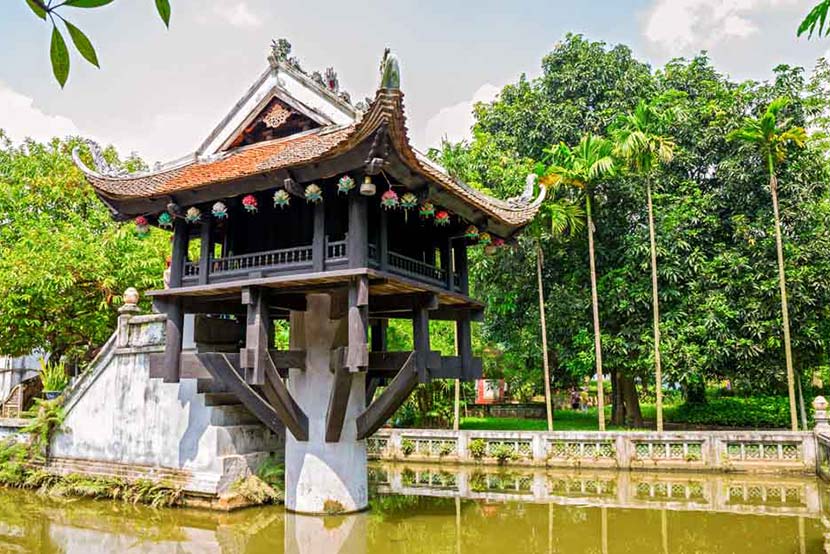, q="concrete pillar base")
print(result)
[284,294,368,514]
